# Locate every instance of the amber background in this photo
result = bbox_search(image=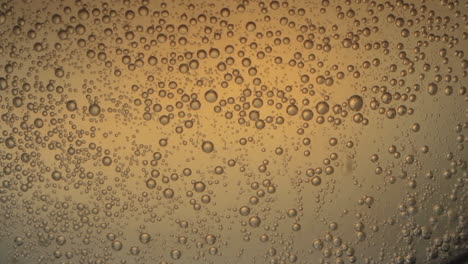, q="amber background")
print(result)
[0,0,466,263]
